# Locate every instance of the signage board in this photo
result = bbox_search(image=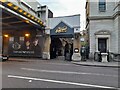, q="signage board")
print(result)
[8,37,42,57]
[50,21,74,36]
